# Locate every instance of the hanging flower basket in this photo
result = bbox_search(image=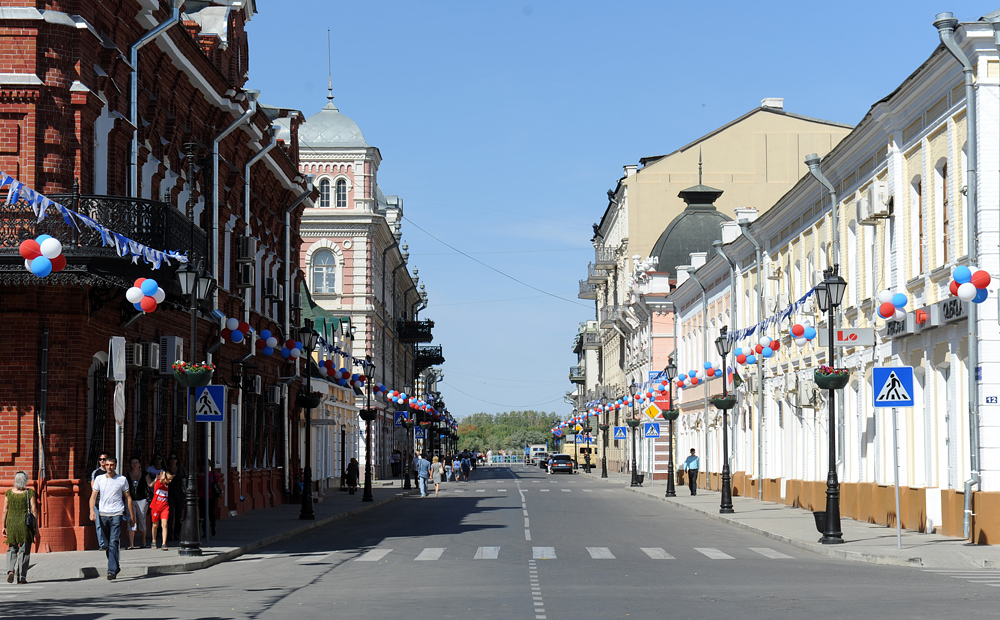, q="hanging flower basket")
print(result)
[296,391,323,409]
[172,361,214,388]
[582,426,593,434]
[624,418,641,429]
[661,408,680,421]
[710,394,737,410]
[419,421,432,428]
[359,408,379,422]
[598,423,610,432]
[401,419,415,429]
[815,366,851,390]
